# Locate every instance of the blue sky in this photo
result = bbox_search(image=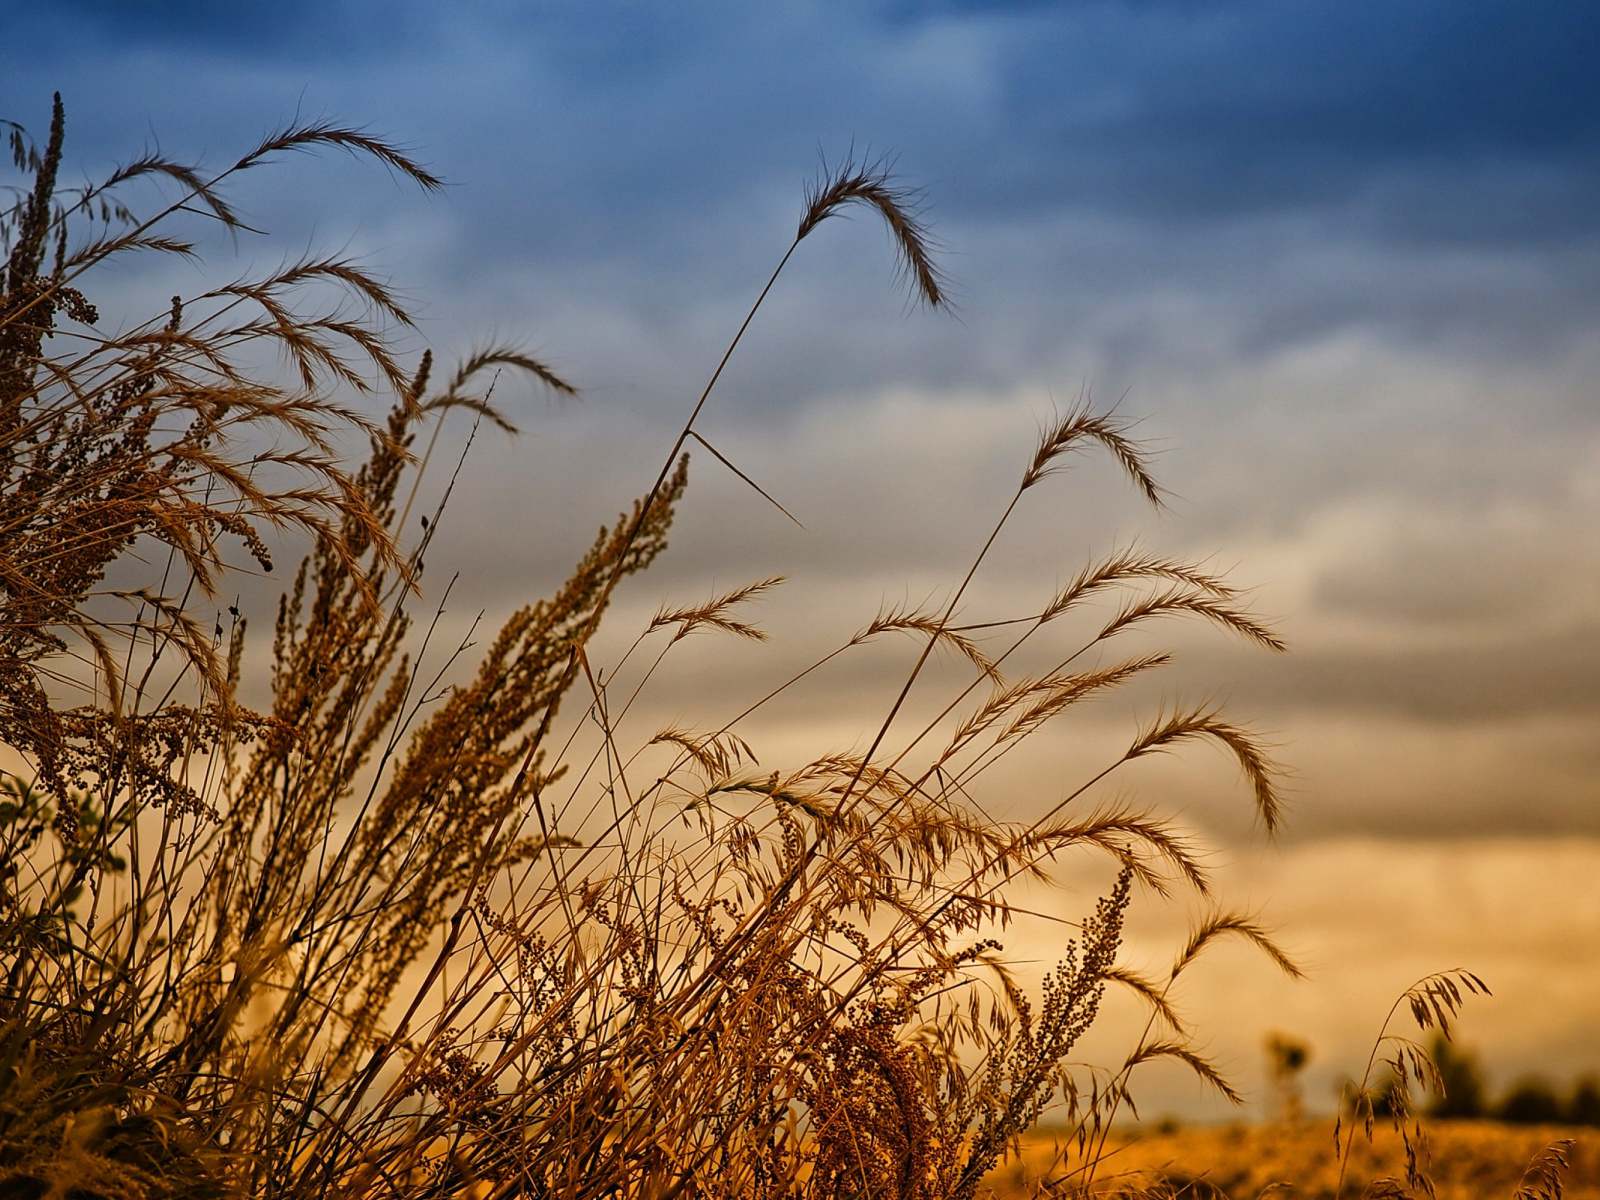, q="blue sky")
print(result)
[14,3,1598,338]
[8,0,1600,1108]
[22,2,1600,256]
[50,4,1600,201]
